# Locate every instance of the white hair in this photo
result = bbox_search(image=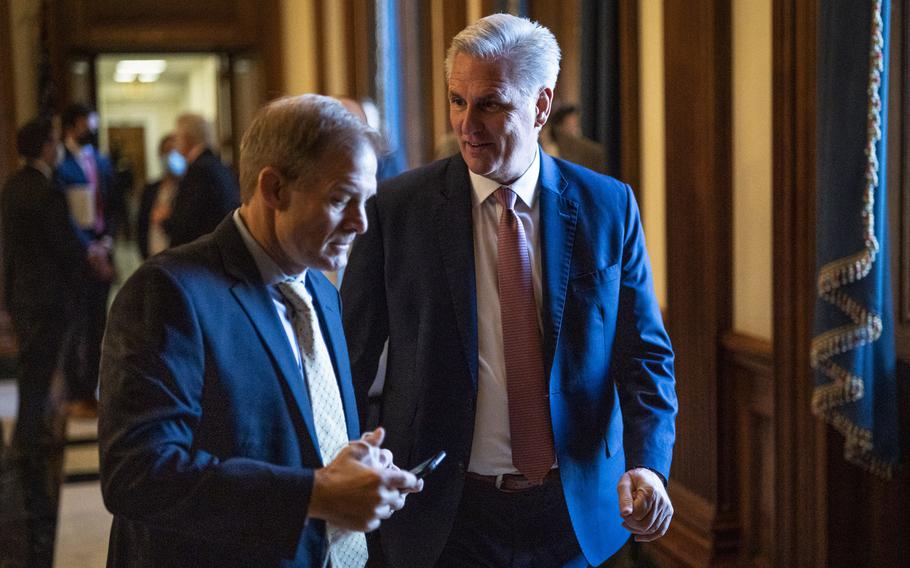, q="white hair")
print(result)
[175,113,214,148]
[444,13,561,98]
[238,94,383,202]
